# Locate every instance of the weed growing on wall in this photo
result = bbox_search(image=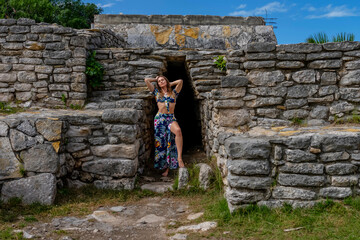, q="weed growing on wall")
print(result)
[306,32,355,43]
[85,51,105,88]
[213,55,227,72]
